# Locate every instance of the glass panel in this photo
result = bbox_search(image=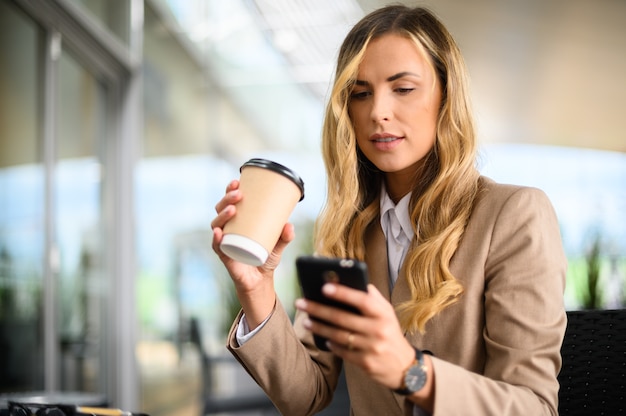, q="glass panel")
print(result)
[480,144,626,310]
[138,5,318,416]
[152,0,323,153]
[0,1,45,392]
[68,0,131,47]
[55,49,108,393]
[138,6,216,415]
